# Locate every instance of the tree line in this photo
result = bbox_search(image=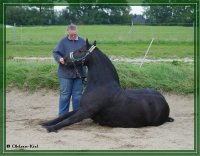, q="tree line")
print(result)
[143,6,194,26]
[6,5,194,26]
